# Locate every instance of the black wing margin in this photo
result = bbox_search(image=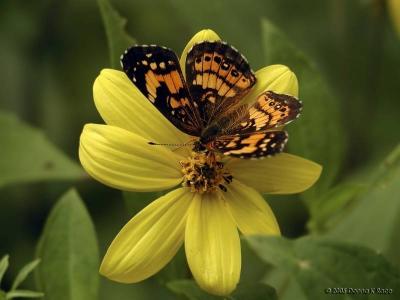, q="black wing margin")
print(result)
[121,45,202,136]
